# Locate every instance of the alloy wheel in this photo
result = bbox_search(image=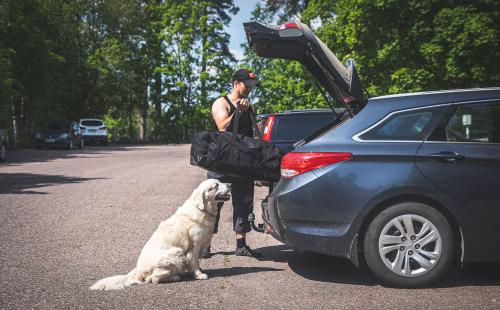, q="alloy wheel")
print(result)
[378,214,442,277]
